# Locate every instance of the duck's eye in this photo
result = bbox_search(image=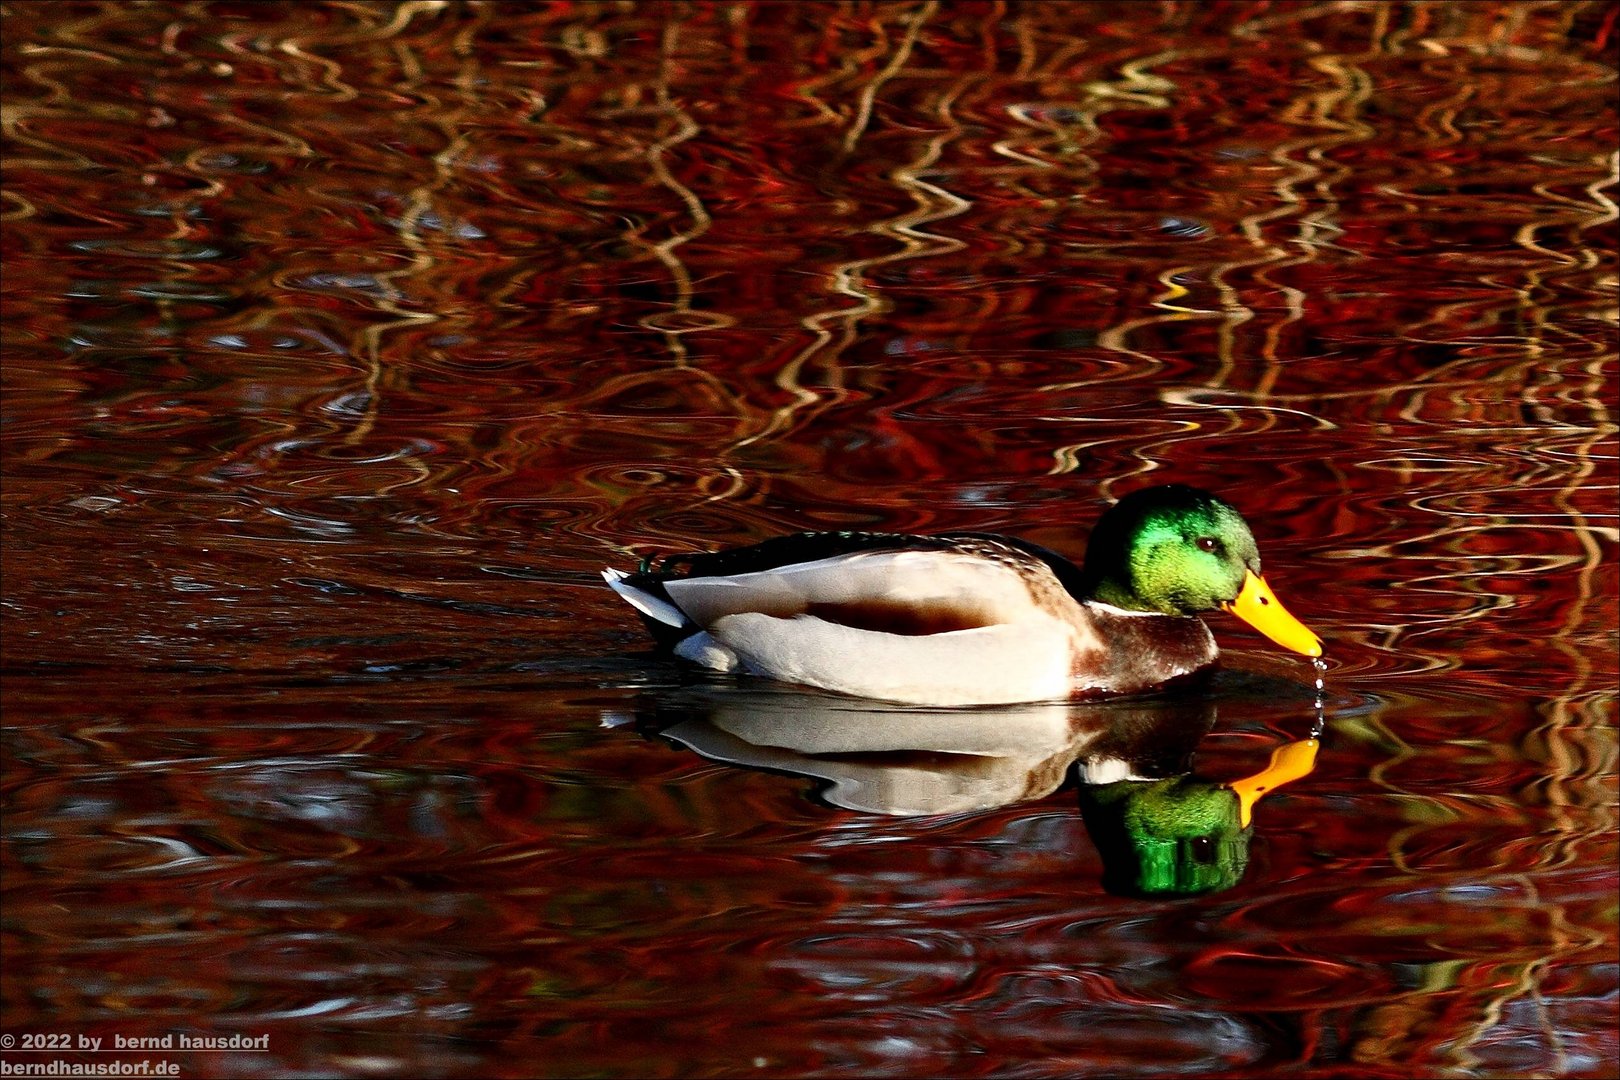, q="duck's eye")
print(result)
[1189,835,1218,864]
[1195,537,1218,553]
